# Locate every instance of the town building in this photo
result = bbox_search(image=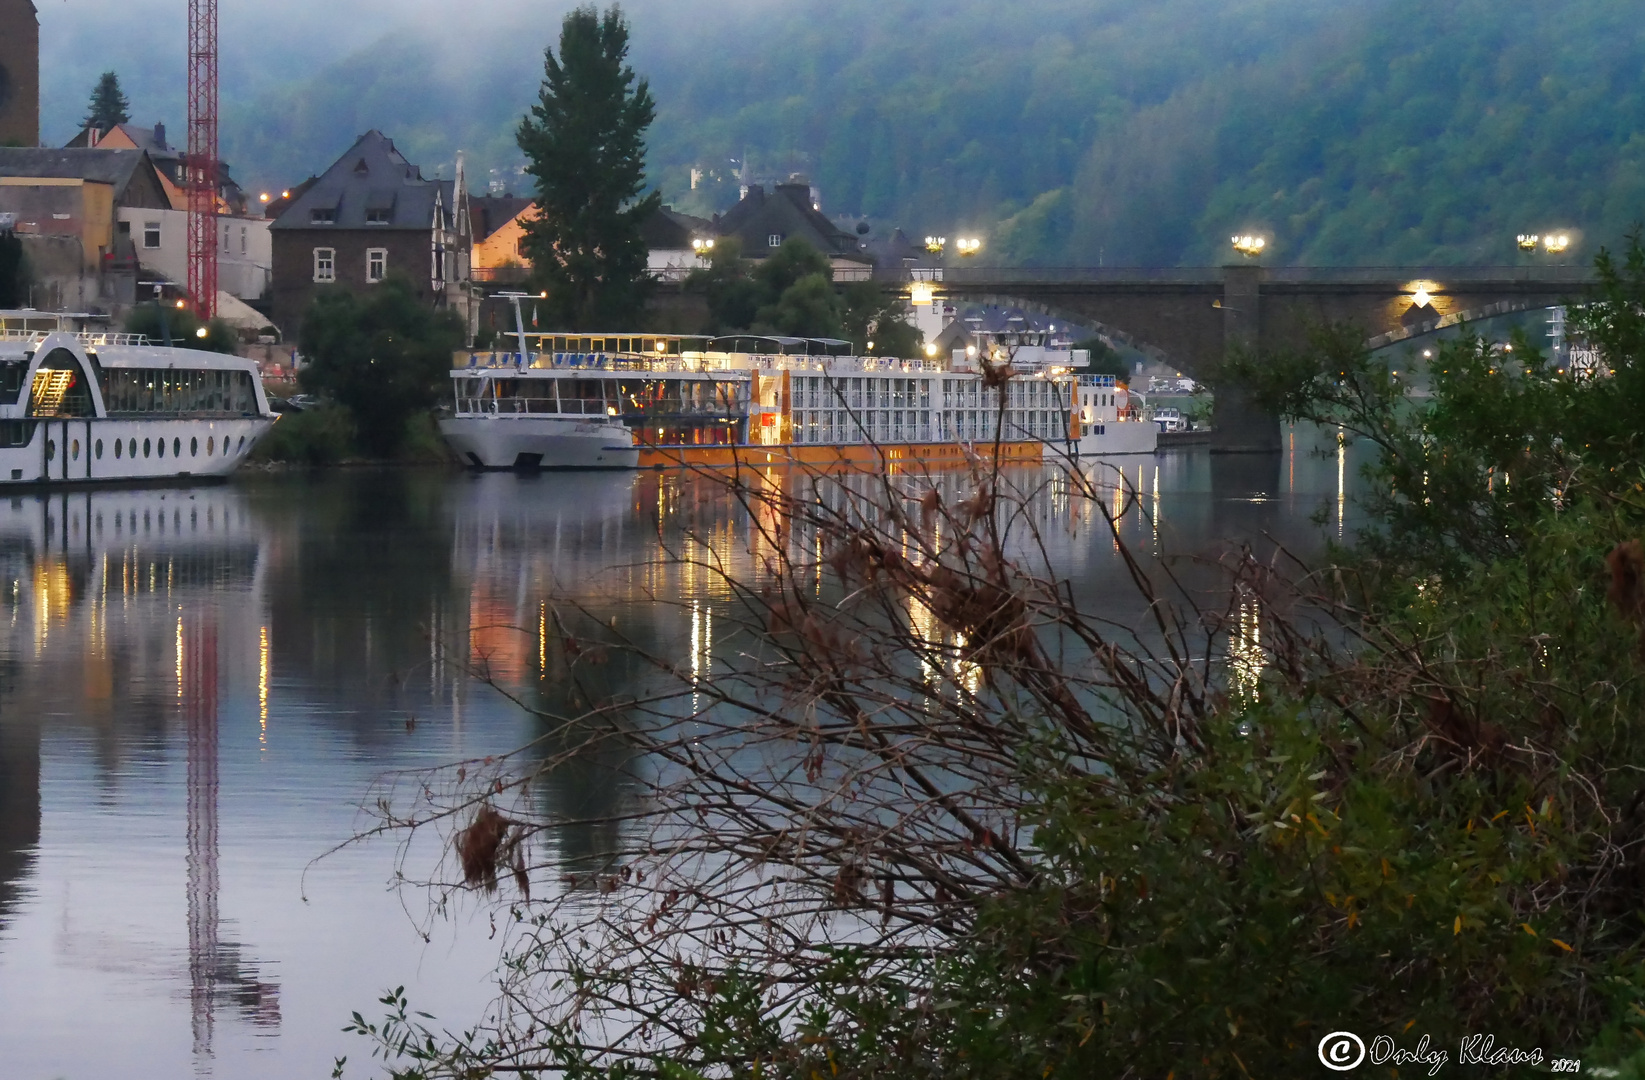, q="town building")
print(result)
[710,177,871,279]
[0,0,40,148]
[0,147,170,310]
[58,123,272,303]
[642,204,715,277]
[469,194,534,284]
[267,130,471,337]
